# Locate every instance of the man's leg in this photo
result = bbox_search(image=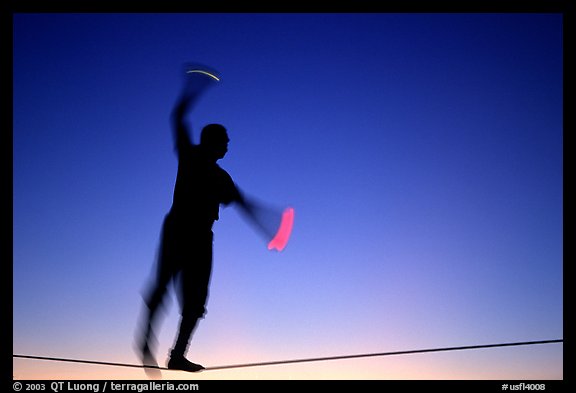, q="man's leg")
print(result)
[168,313,204,372]
[167,283,209,372]
[167,231,212,372]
